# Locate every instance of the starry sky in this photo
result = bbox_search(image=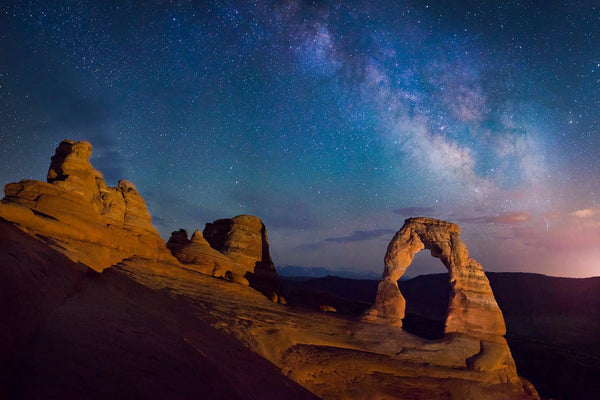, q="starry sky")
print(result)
[1,1,599,278]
